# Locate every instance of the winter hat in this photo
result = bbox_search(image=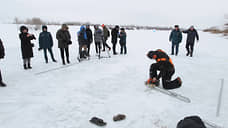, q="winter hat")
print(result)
[174,25,179,28]
[147,51,156,59]
[177,116,206,128]
[20,26,28,33]
[101,24,105,27]
[120,28,125,31]
[115,25,120,29]
[61,24,69,30]
[42,25,47,30]
[190,26,194,29]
